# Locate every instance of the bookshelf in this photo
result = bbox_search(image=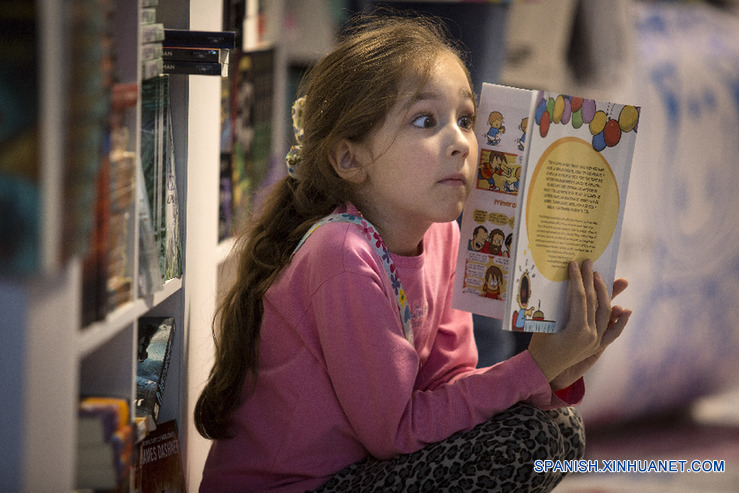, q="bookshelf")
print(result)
[0,0,338,491]
[0,0,207,491]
